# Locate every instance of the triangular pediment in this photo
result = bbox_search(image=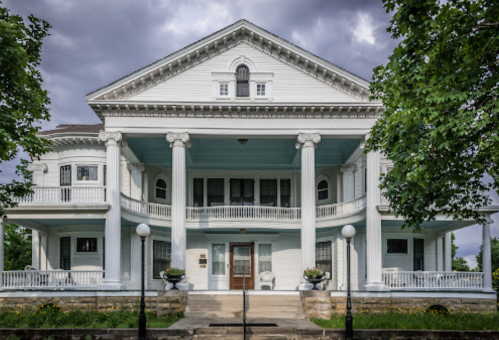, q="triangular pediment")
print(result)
[86,20,371,105]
